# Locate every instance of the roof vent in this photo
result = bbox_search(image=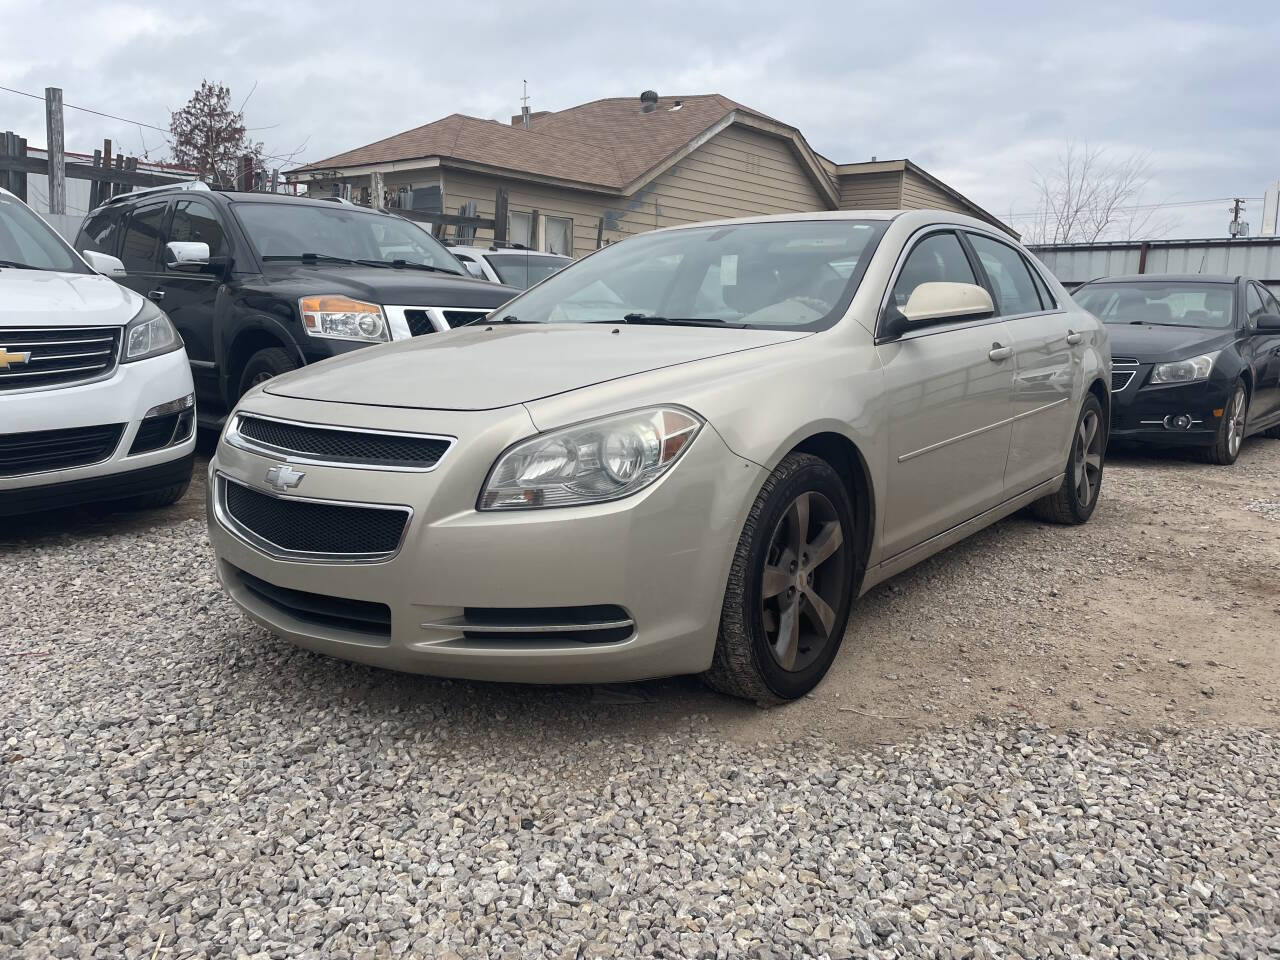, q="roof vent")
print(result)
[640,90,659,113]
[670,100,683,111]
